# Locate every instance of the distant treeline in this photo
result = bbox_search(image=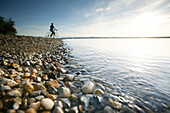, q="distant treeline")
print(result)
[0,16,17,35]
